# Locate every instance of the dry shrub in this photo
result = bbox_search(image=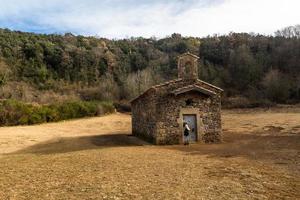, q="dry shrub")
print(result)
[0,59,11,87]
[0,81,80,104]
[113,101,131,112]
[0,81,36,101]
[37,91,79,104]
[223,96,274,108]
[262,69,291,103]
[79,87,103,101]
[79,74,120,101]
[123,67,163,100]
[98,74,120,101]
